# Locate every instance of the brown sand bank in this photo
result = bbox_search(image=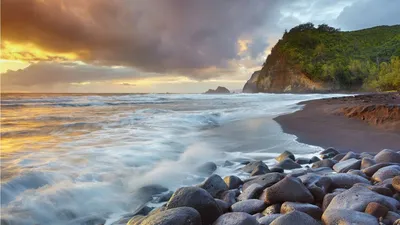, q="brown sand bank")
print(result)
[275,93,400,153]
